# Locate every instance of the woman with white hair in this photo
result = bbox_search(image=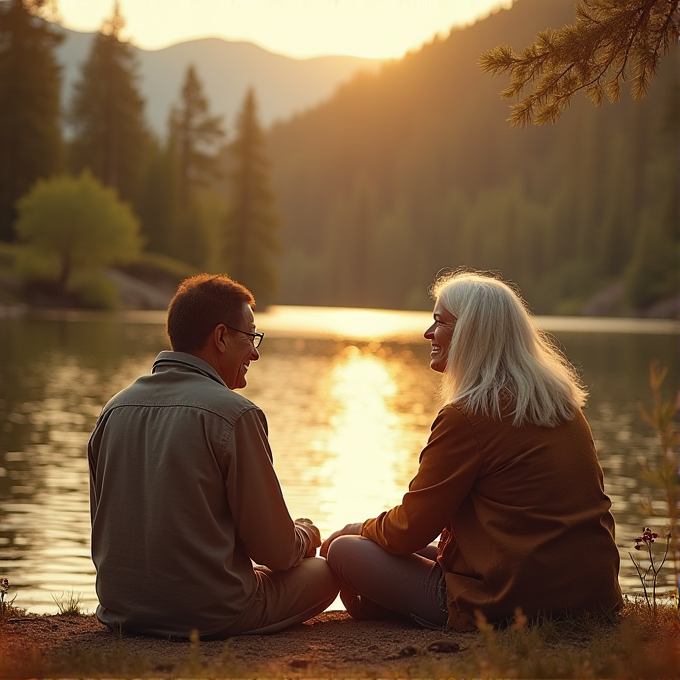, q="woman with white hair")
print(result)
[321,270,622,630]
